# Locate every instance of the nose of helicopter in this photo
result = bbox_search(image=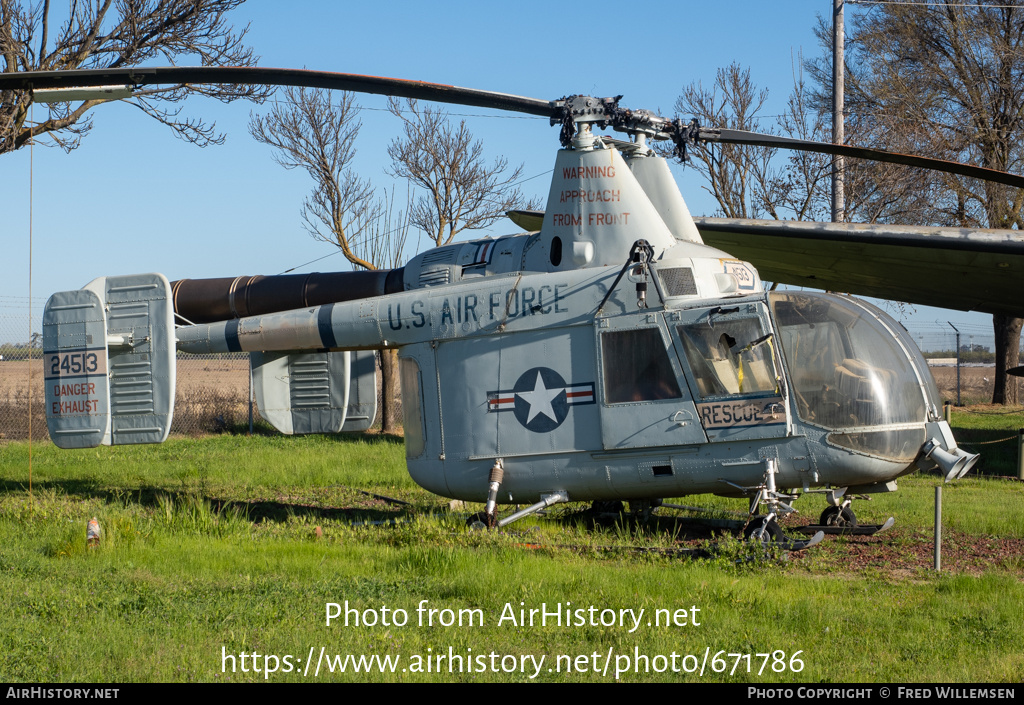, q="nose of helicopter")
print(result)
[770,291,949,466]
